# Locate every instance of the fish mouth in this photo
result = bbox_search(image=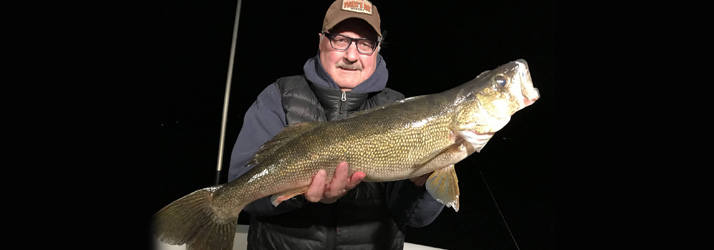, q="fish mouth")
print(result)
[514,59,538,108]
[523,88,539,107]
